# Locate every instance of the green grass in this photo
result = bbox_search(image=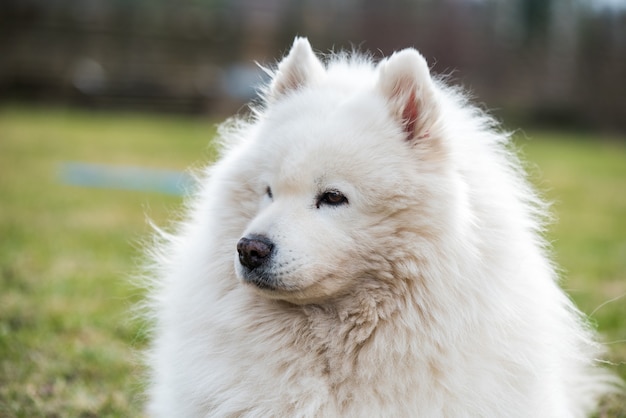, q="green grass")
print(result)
[0,106,624,416]
[0,106,217,417]
[518,133,626,416]
[519,133,626,333]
